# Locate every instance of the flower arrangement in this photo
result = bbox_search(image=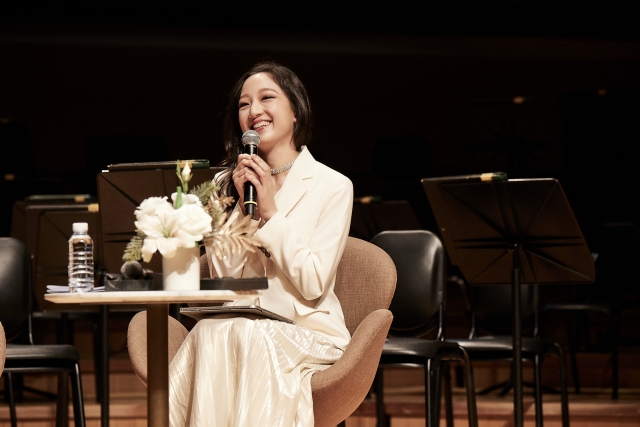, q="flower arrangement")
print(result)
[122,161,260,267]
